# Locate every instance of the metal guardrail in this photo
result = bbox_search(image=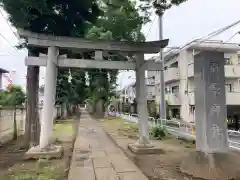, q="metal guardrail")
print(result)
[115,112,240,151]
